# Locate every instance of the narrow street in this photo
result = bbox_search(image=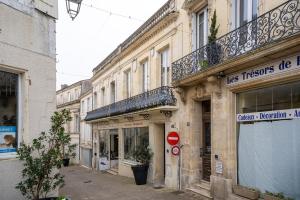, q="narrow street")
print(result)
[59,166,203,200]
